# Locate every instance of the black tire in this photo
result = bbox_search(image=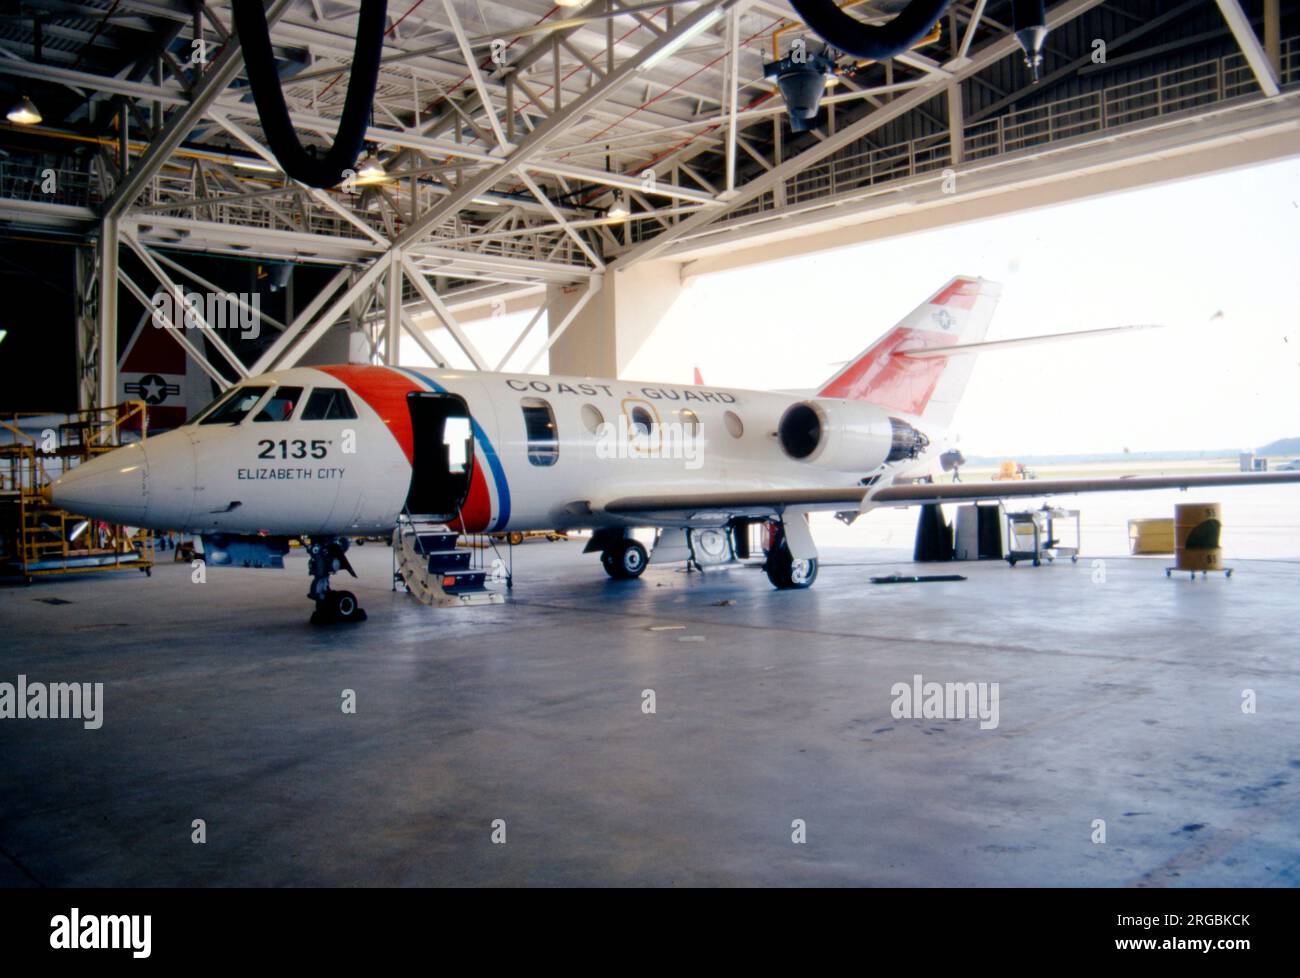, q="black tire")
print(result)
[312,589,367,624]
[764,538,817,590]
[508,531,525,546]
[602,540,648,580]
